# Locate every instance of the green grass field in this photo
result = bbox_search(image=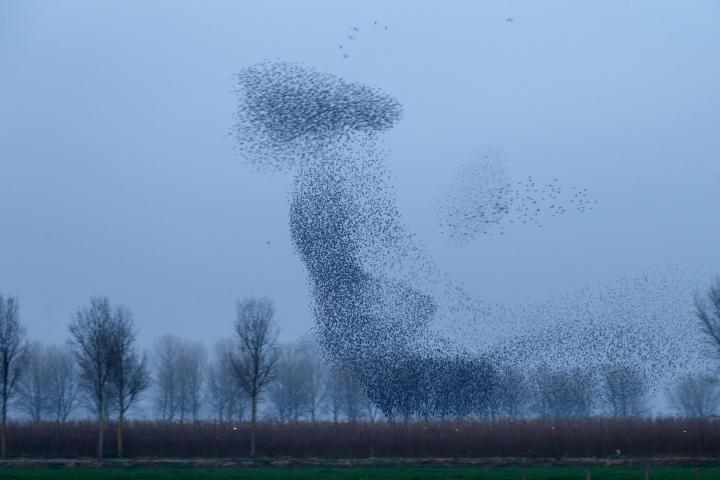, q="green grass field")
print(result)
[0,467,718,480]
